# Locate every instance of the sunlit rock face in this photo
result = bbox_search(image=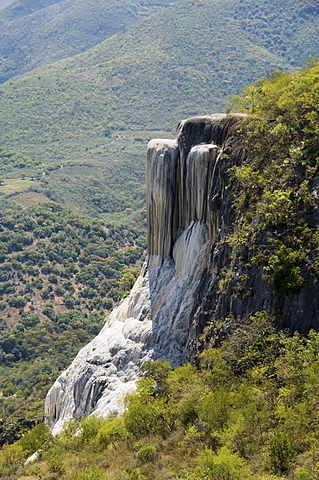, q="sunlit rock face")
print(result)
[45,114,245,434]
